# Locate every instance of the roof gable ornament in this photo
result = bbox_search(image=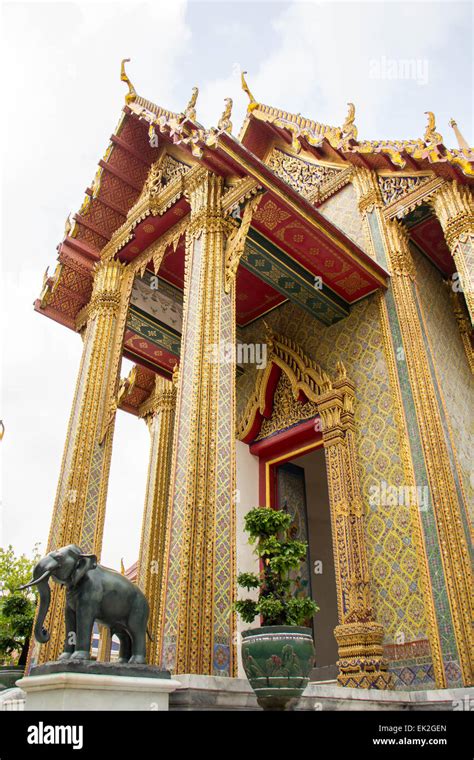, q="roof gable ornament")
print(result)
[241,71,258,112]
[341,102,358,145]
[218,98,233,133]
[120,58,137,105]
[243,94,474,176]
[423,111,443,146]
[184,86,199,121]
